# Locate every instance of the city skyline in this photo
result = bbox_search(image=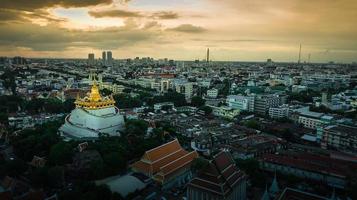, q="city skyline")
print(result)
[0,0,357,62]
